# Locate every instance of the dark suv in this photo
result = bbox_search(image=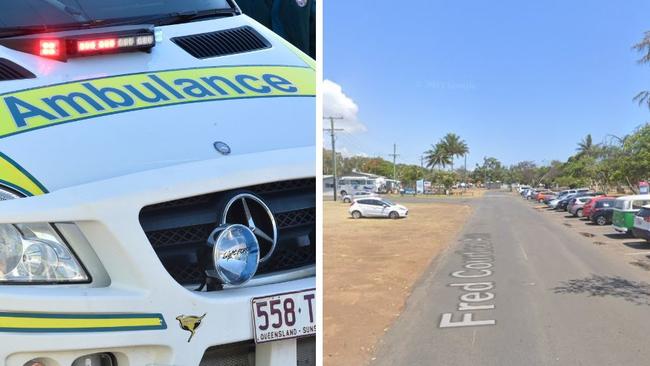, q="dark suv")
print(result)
[589,198,616,225]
